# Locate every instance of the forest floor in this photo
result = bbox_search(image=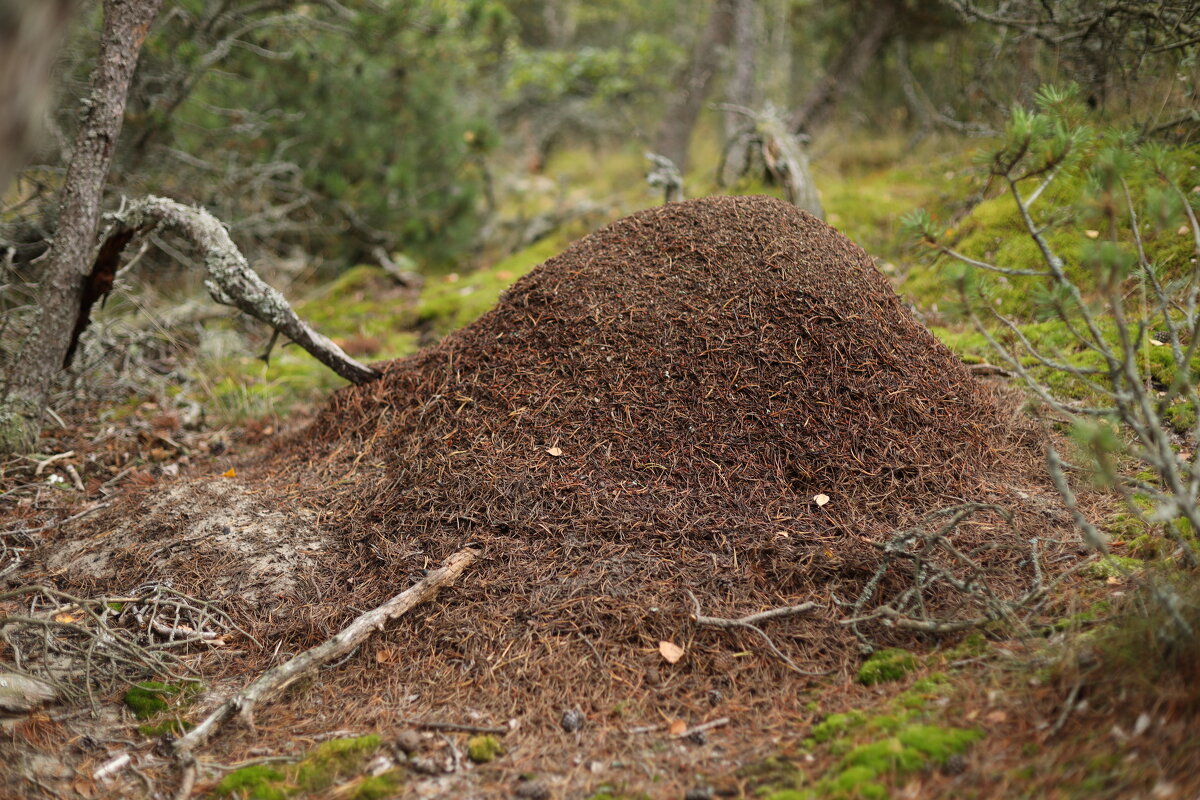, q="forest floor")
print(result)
[3,132,1199,800]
